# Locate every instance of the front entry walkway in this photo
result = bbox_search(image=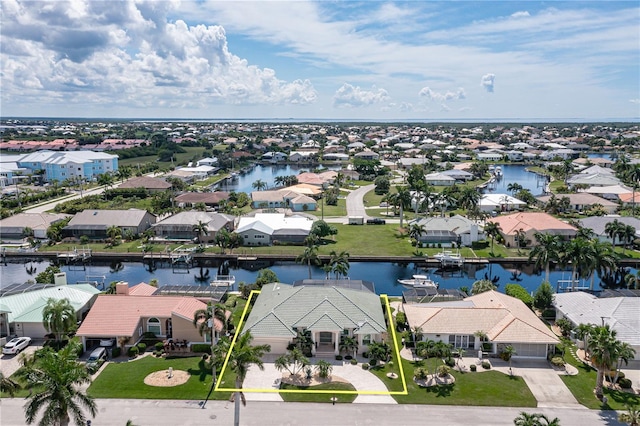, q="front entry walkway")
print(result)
[241,355,396,404]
